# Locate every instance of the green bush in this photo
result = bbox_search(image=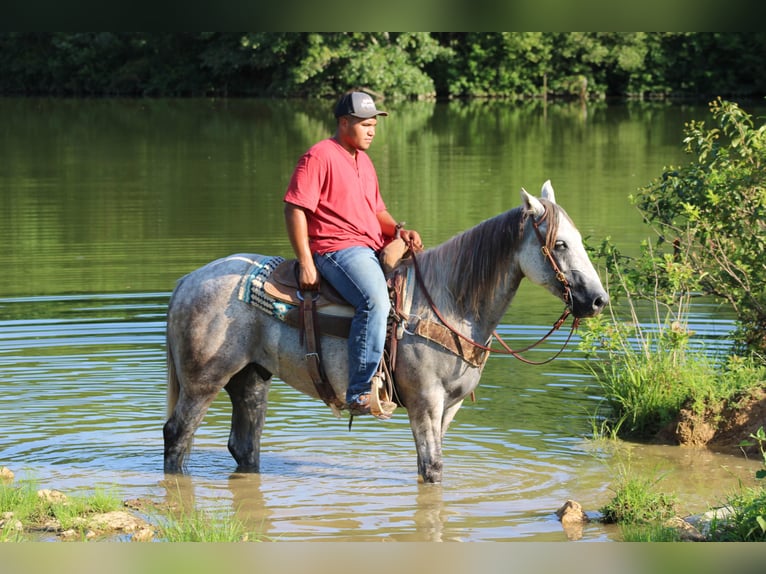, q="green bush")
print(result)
[633,98,766,356]
[580,238,766,440]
